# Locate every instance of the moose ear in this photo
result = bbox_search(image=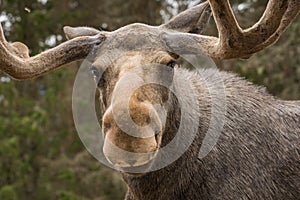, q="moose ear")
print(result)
[161,1,212,34]
[63,26,100,40]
